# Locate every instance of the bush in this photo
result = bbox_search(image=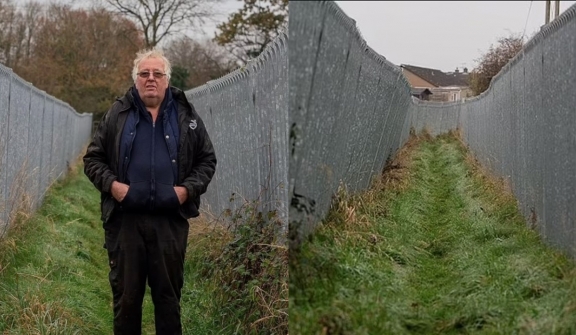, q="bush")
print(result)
[201,198,288,334]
